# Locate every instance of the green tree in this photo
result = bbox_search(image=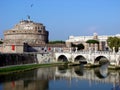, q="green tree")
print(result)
[0,41,3,44]
[107,37,120,52]
[49,40,65,44]
[86,39,99,44]
[71,43,84,50]
[77,44,84,50]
